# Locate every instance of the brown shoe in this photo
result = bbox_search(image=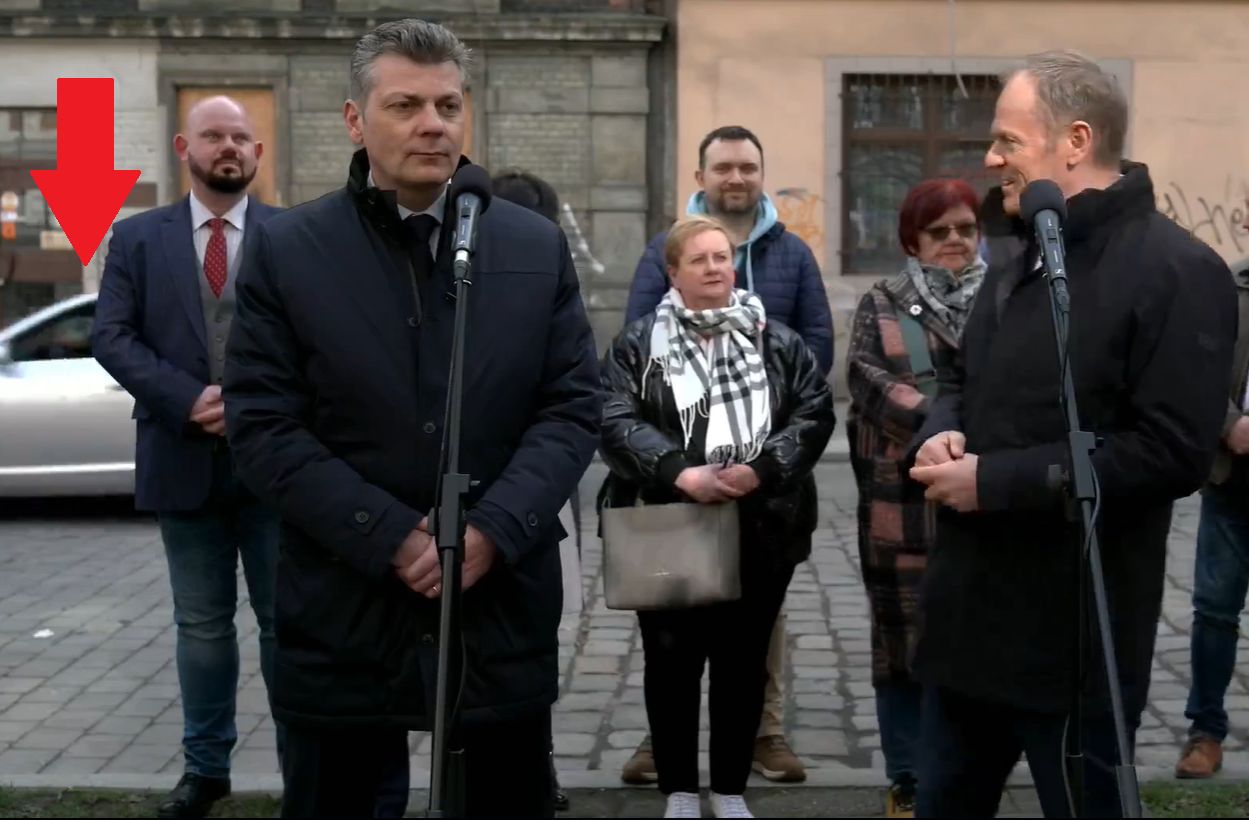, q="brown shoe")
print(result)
[885,776,916,818]
[751,734,807,783]
[622,735,658,784]
[1176,735,1223,779]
